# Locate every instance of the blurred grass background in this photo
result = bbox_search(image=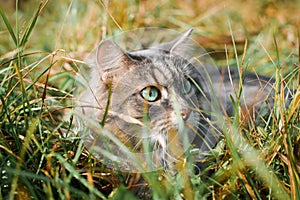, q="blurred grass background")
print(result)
[0,0,299,199]
[1,0,299,74]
